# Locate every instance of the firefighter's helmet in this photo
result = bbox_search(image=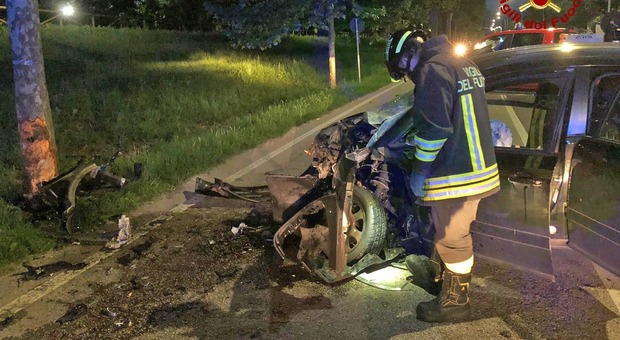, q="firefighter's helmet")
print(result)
[385,29,427,82]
